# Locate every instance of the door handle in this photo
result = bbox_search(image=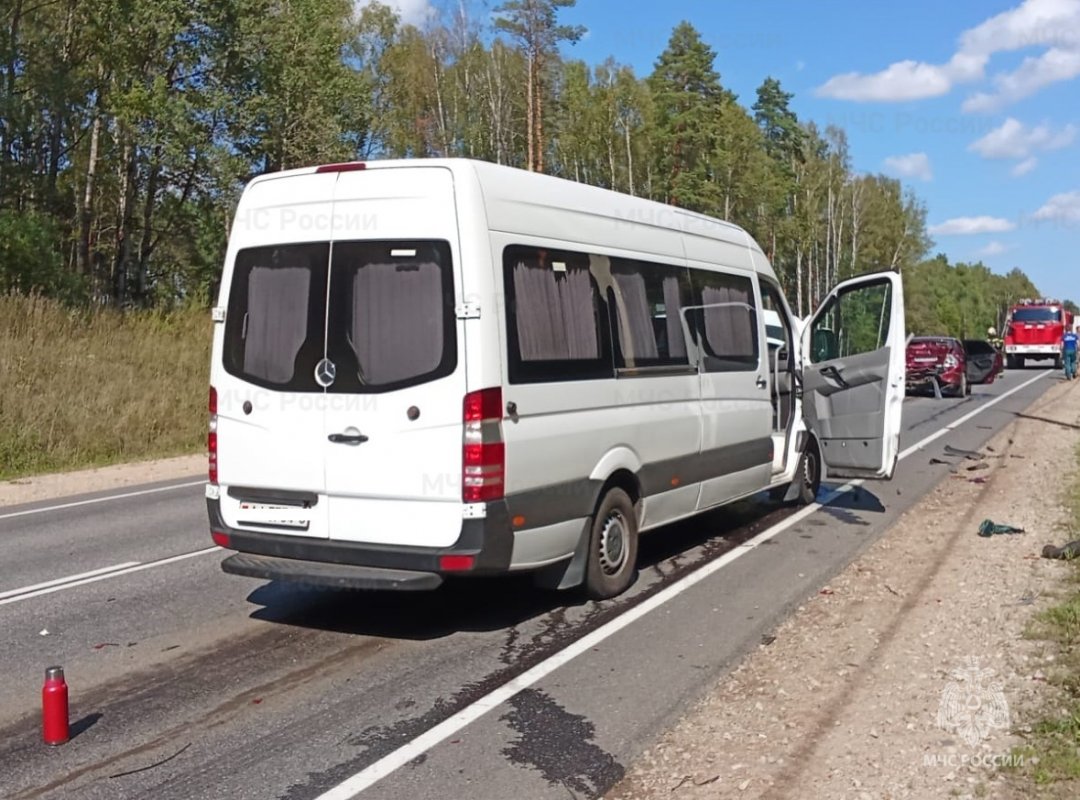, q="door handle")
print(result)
[328,432,369,445]
[756,375,767,389]
[820,365,850,388]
